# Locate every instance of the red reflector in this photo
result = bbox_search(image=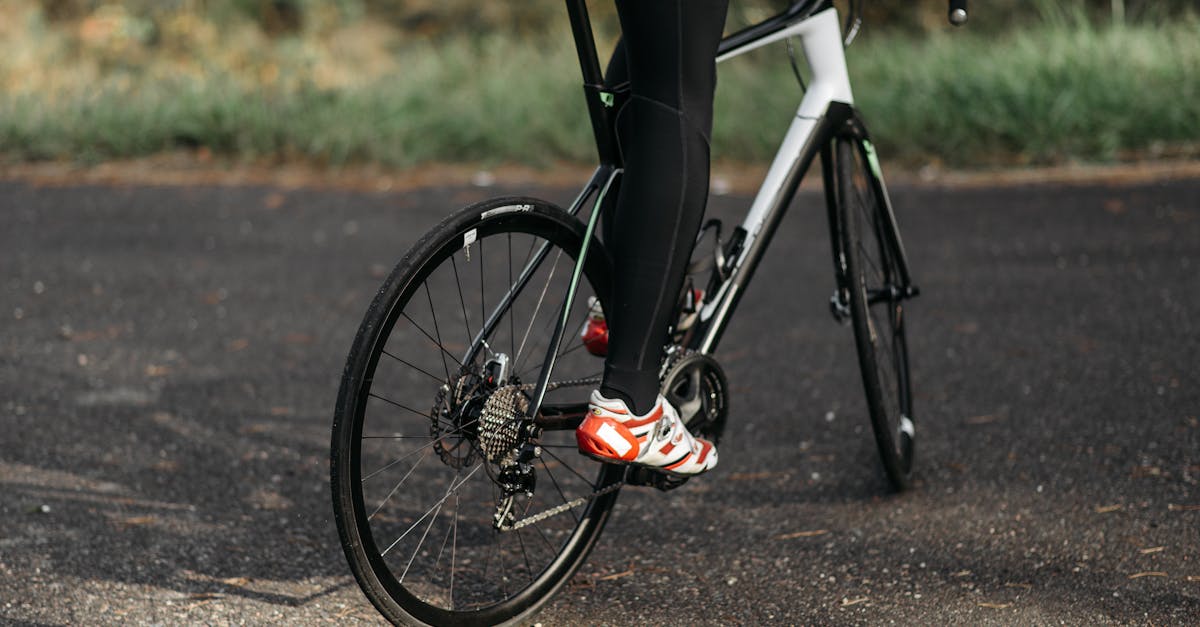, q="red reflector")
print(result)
[581,318,608,357]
